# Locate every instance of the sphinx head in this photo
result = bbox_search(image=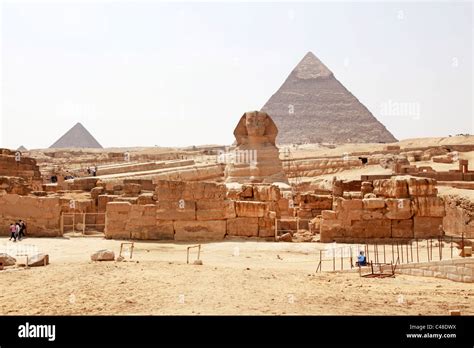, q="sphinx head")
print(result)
[233,111,278,145]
